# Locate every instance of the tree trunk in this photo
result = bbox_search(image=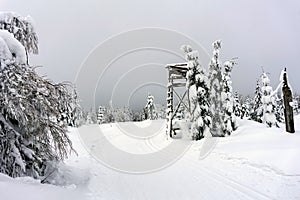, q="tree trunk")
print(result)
[282,68,295,133]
